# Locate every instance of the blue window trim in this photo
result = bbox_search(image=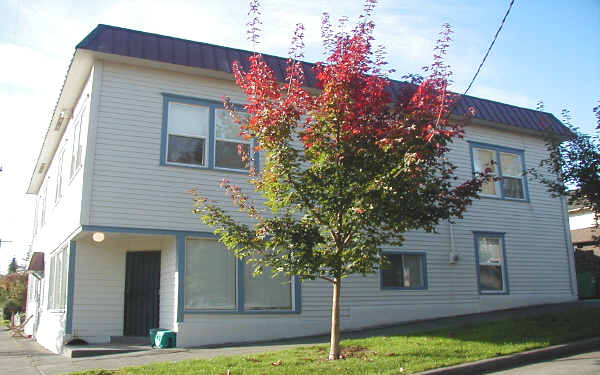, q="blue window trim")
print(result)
[379,251,428,290]
[468,141,529,202]
[80,225,301,322]
[160,93,259,173]
[473,231,510,295]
